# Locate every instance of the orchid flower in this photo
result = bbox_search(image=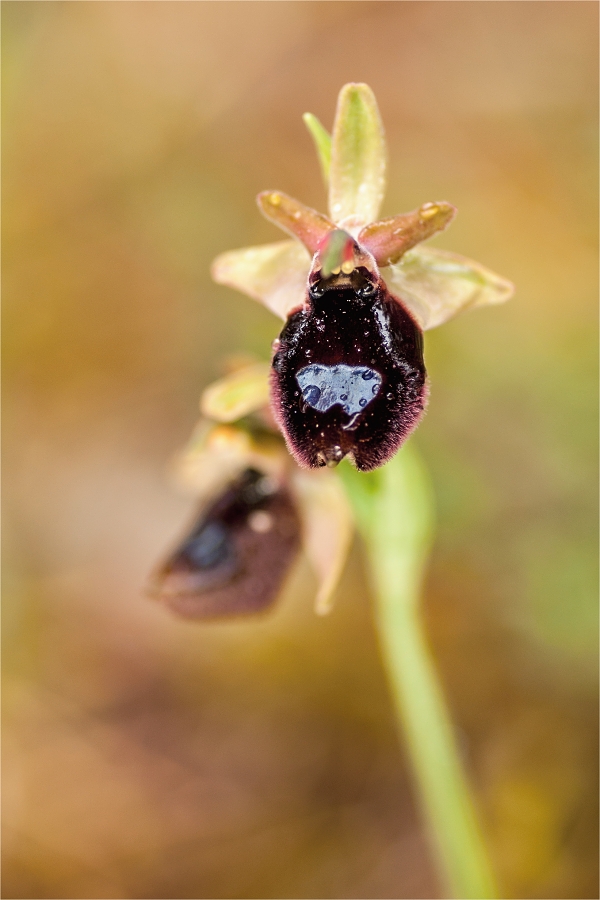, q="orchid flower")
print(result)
[212,83,512,471]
